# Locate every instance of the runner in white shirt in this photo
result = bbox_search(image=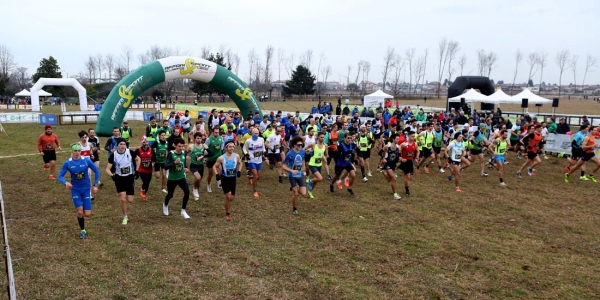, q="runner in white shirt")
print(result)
[78,130,94,200]
[445,132,466,193]
[243,128,265,198]
[265,125,285,183]
[180,110,192,142]
[303,127,317,171]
